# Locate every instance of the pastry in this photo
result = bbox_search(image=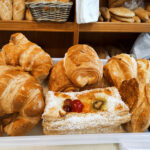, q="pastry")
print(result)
[103,54,137,88]
[0,0,12,20]
[111,14,134,23]
[0,65,45,136]
[100,7,111,22]
[119,59,150,132]
[42,87,130,135]
[49,60,79,92]
[109,0,129,8]
[119,78,150,132]
[0,52,6,65]
[133,16,141,23]
[1,33,53,83]
[80,76,110,91]
[64,45,103,87]
[13,0,25,20]
[26,9,33,21]
[109,7,135,18]
[134,8,149,22]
